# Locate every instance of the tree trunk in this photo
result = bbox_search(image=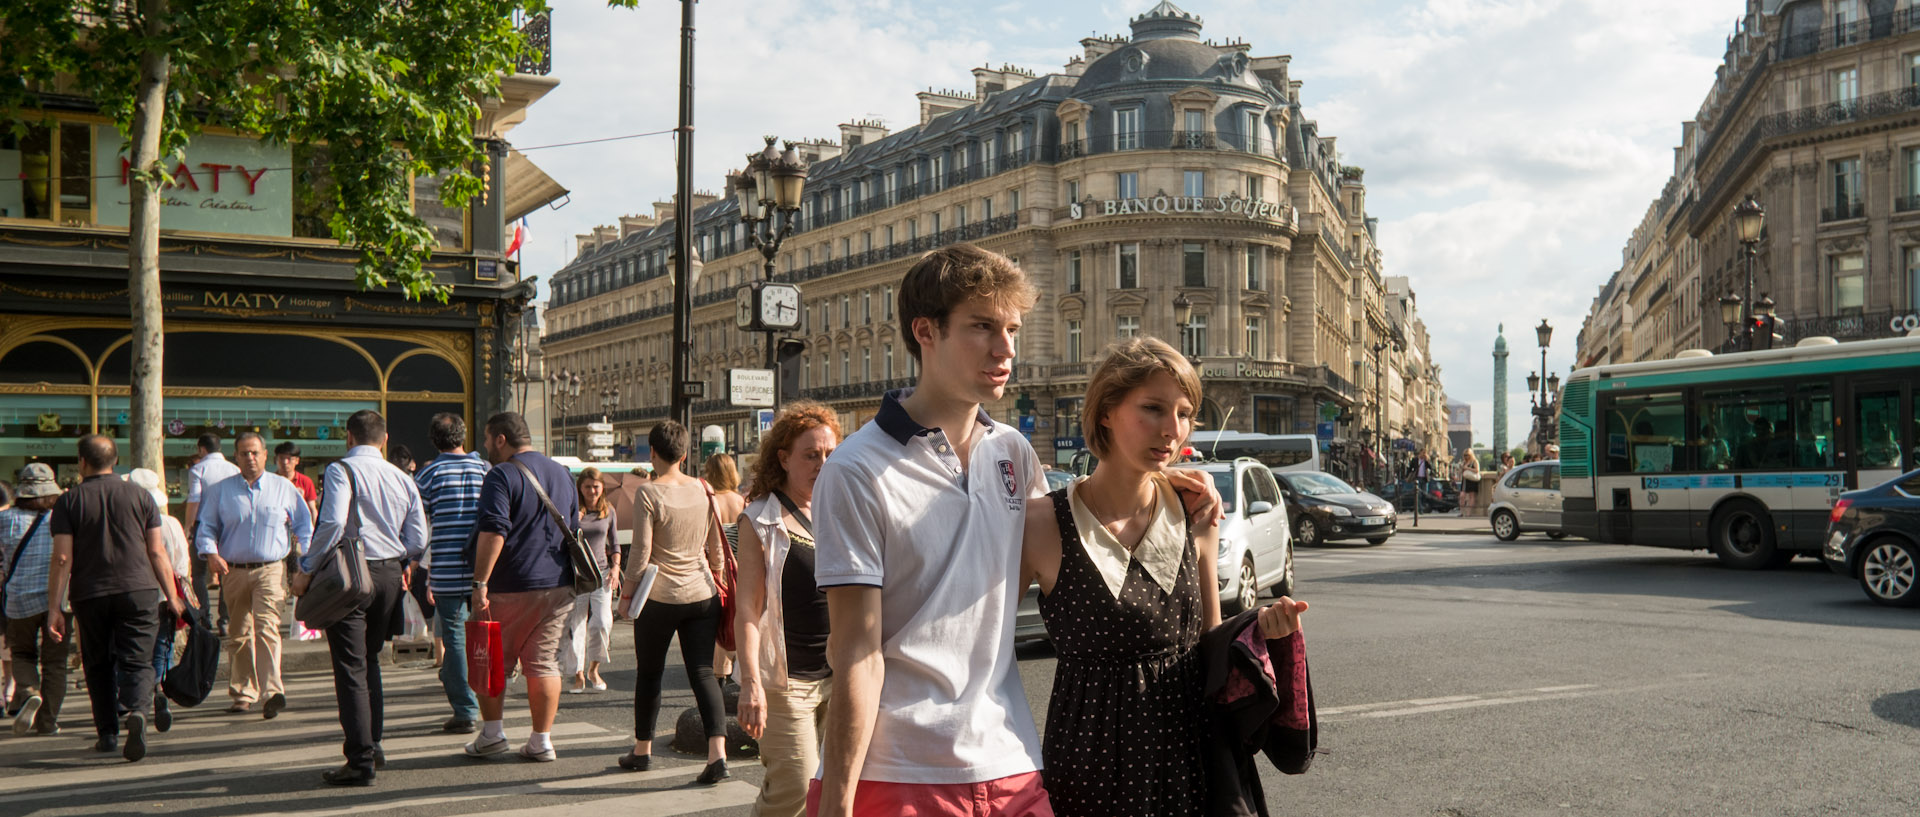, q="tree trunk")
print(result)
[127,0,170,474]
